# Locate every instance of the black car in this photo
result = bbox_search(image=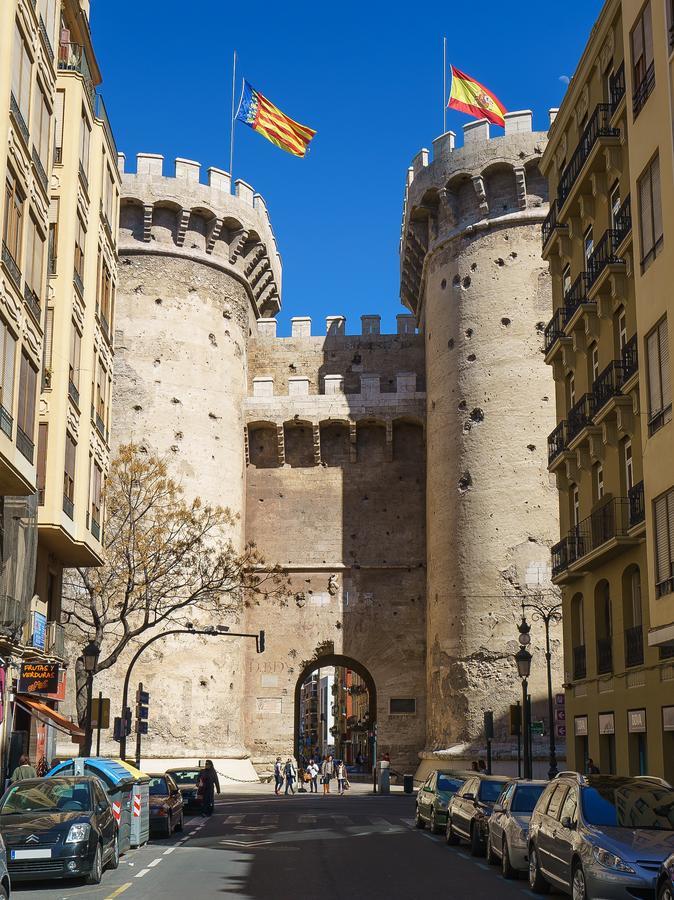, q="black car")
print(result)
[658,853,674,900]
[446,774,512,856]
[148,774,184,835]
[165,768,203,812]
[0,776,118,884]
